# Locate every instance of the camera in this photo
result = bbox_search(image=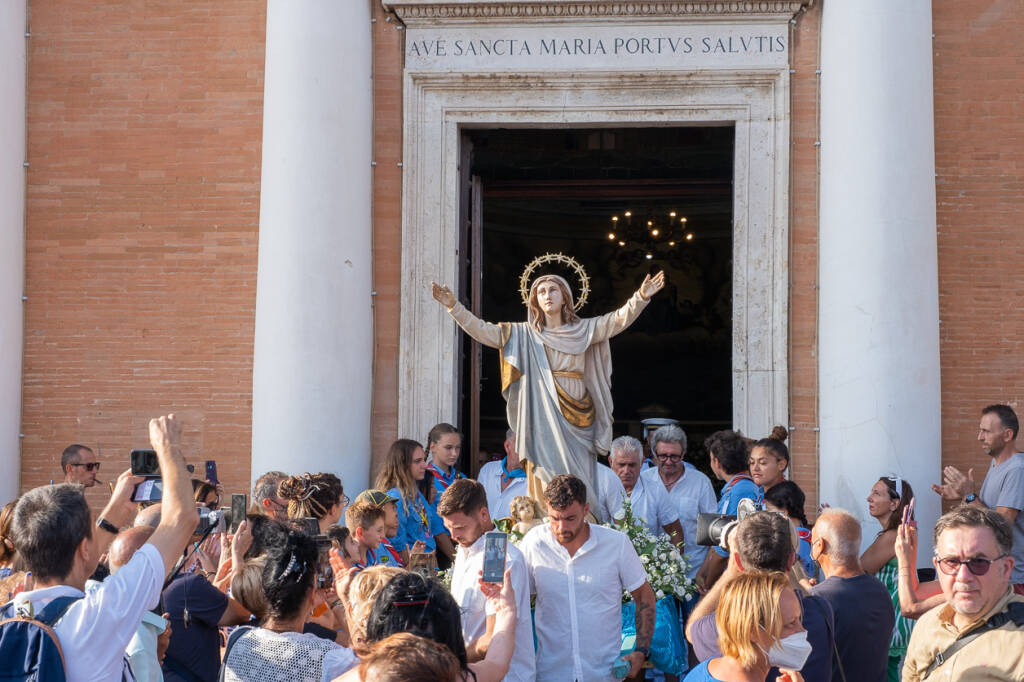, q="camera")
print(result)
[195,508,230,536]
[296,517,334,589]
[696,498,758,548]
